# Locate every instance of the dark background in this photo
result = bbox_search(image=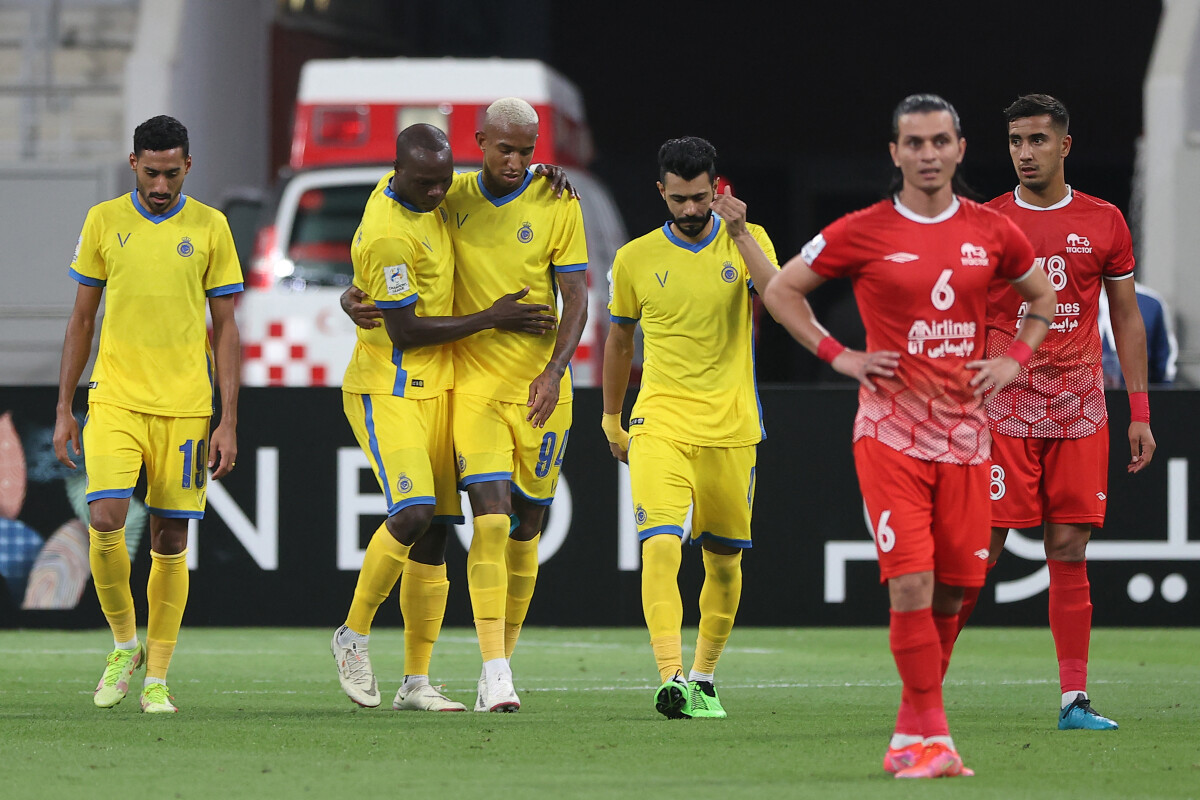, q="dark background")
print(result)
[271,0,1164,380]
